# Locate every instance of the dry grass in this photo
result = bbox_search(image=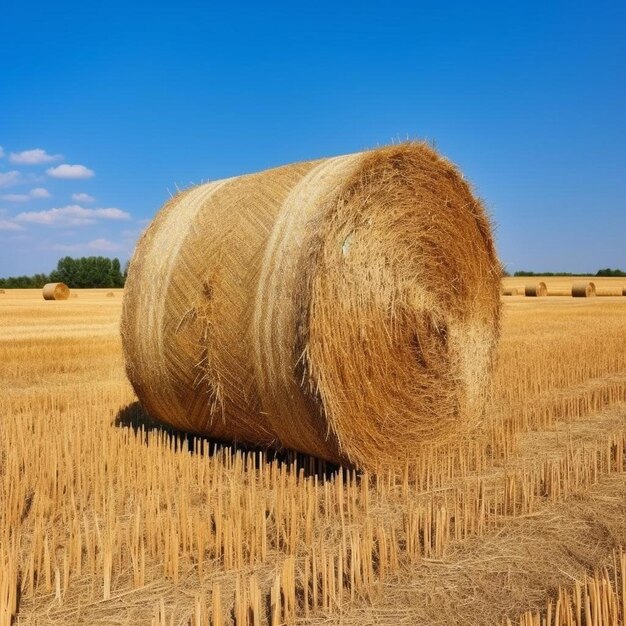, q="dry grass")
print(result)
[0,288,625,625]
